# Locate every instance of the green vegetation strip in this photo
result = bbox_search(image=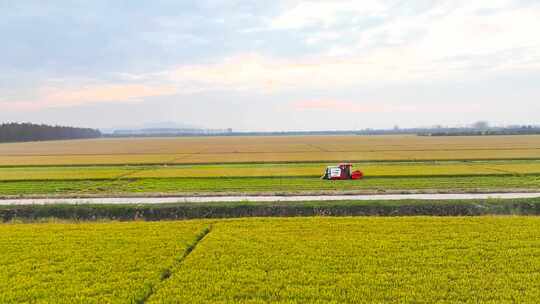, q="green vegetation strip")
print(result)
[1,160,540,181]
[0,175,539,196]
[2,198,540,221]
